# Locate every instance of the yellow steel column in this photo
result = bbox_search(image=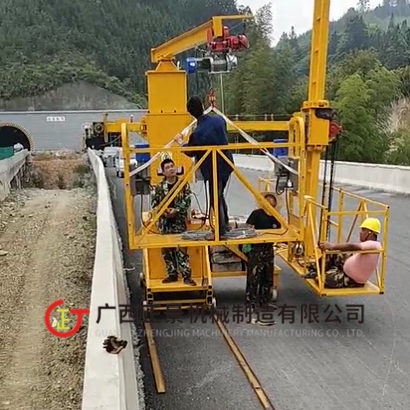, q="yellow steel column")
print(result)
[145,60,194,185]
[302,0,331,257]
